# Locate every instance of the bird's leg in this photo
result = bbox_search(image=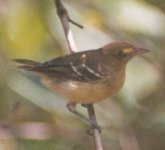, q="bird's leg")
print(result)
[66,103,101,133]
[66,102,90,123]
[85,104,101,134]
